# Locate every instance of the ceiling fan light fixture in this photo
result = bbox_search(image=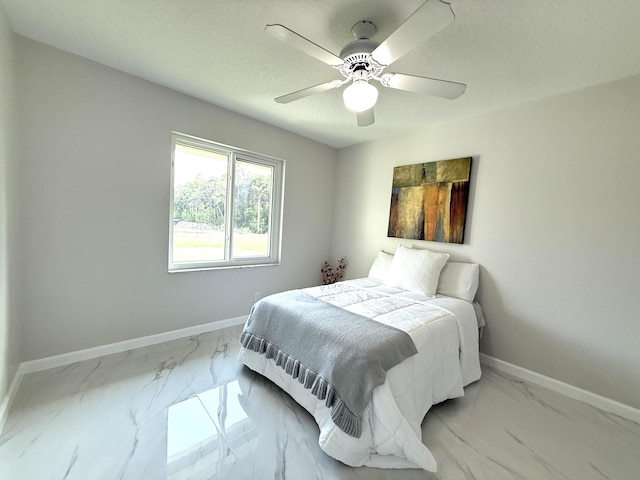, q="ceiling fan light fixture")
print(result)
[343,80,378,112]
